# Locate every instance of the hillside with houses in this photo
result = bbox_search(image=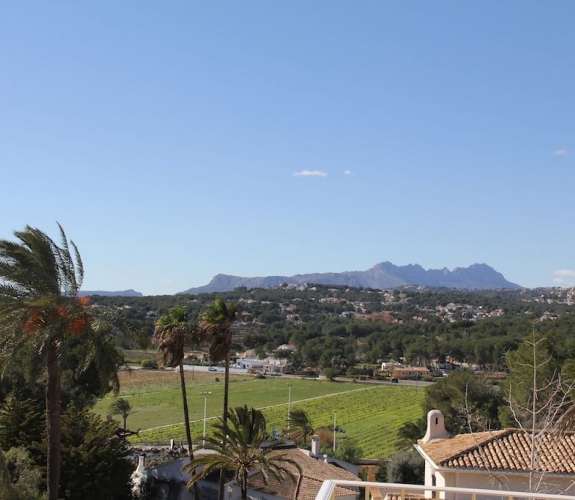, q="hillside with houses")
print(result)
[90,284,575,377]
